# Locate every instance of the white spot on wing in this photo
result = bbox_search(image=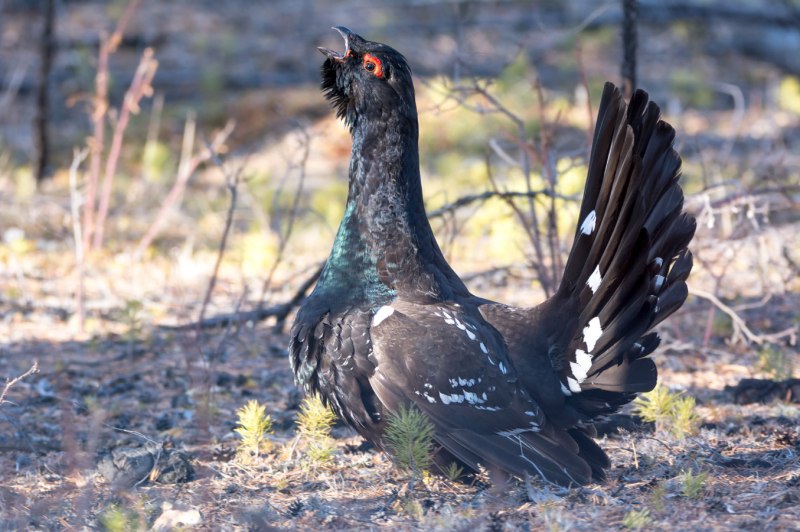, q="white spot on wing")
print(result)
[587,265,602,294]
[654,274,665,291]
[463,391,486,404]
[580,210,596,235]
[499,361,508,375]
[583,317,603,353]
[479,342,488,354]
[372,305,394,327]
[439,392,465,405]
[465,329,476,341]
